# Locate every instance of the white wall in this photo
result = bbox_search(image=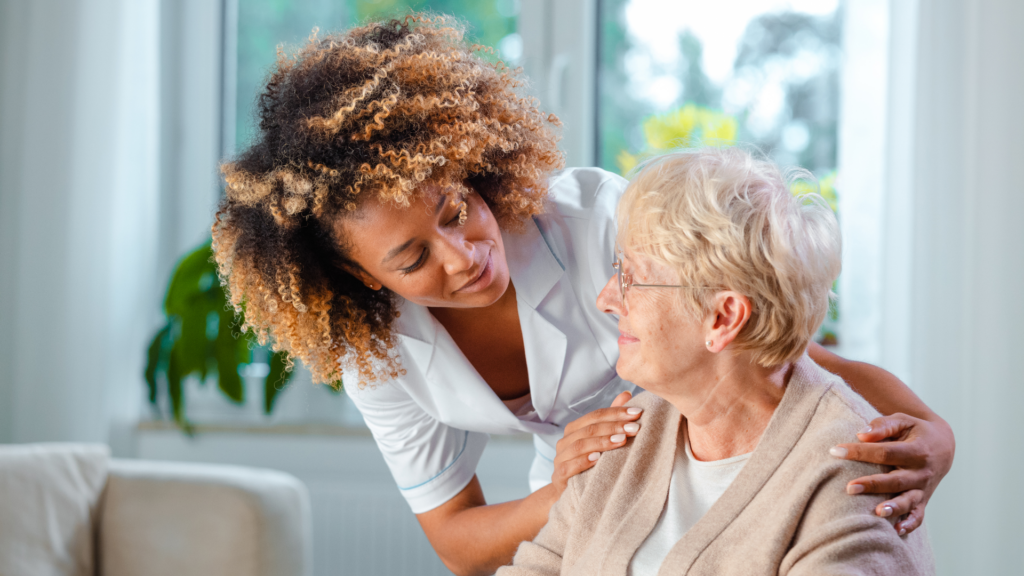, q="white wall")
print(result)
[0,0,161,447]
[907,1,1024,573]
